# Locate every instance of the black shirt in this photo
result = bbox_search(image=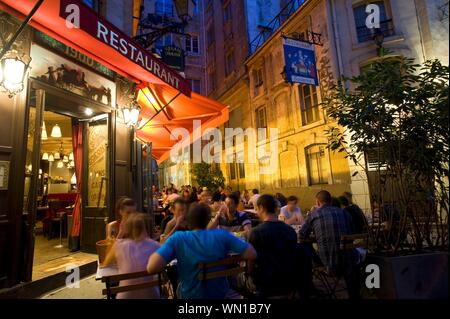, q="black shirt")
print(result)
[248,220,300,296]
[344,204,368,234]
